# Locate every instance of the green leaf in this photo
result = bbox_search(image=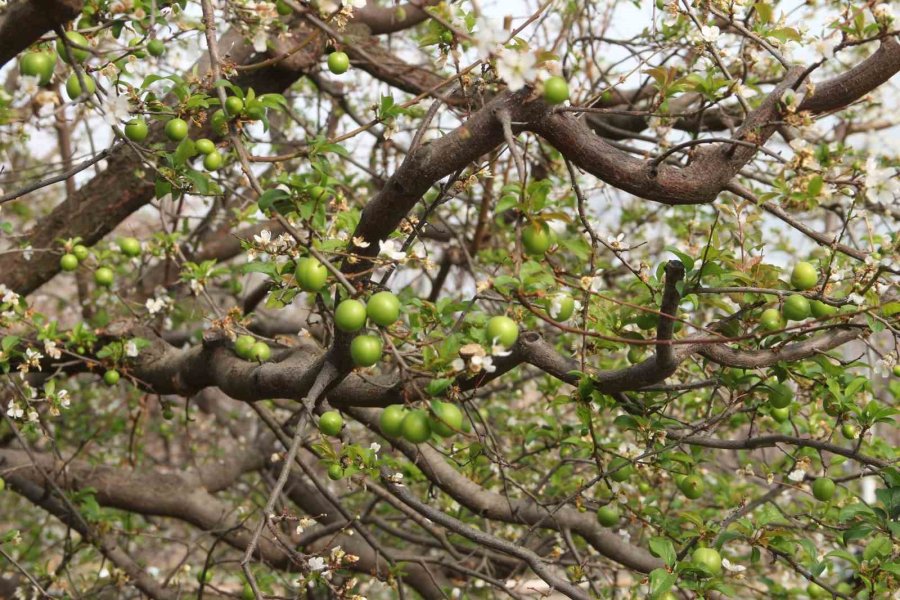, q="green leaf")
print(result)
[838,502,876,522]
[241,261,279,277]
[425,378,453,397]
[881,301,900,317]
[863,535,891,561]
[258,188,290,212]
[649,537,677,567]
[648,568,676,598]
[664,247,695,271]
[1,336,19,352]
